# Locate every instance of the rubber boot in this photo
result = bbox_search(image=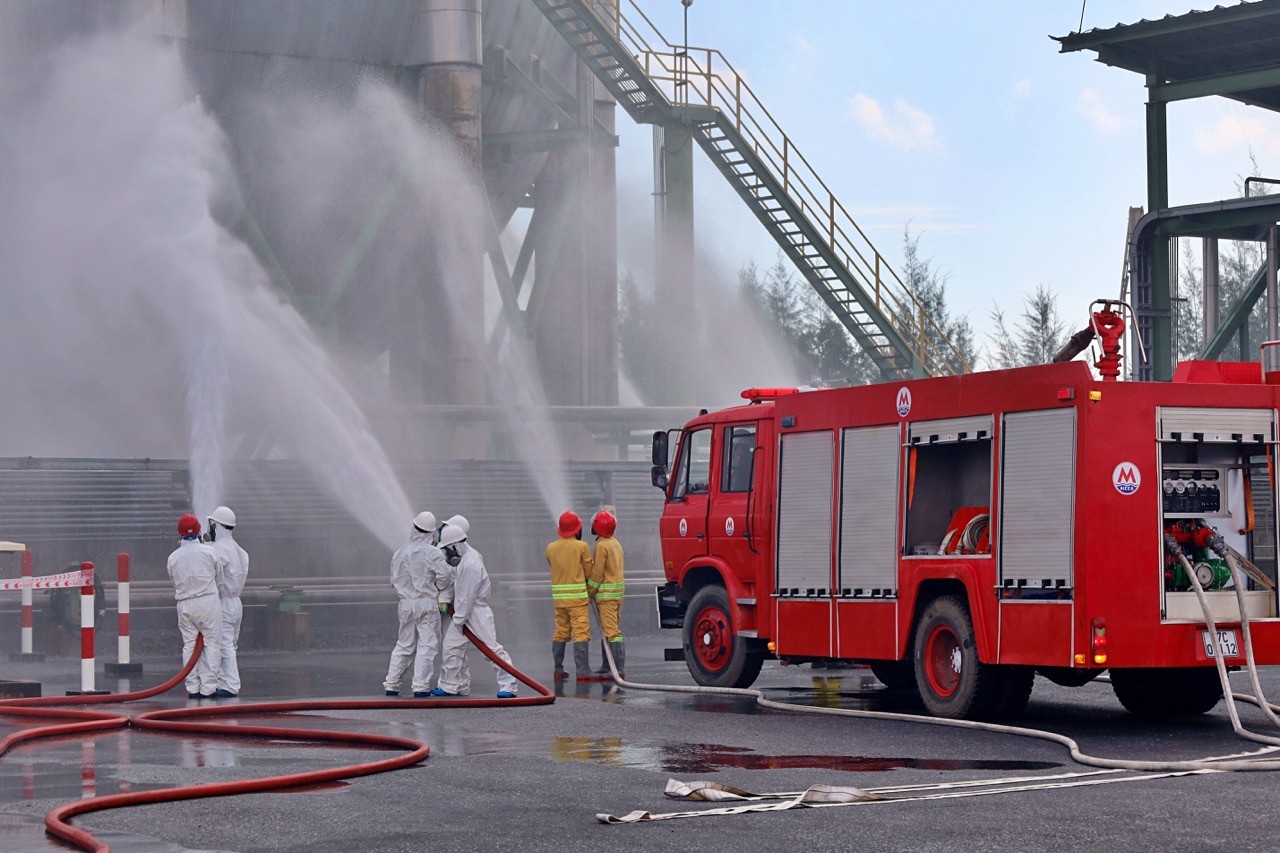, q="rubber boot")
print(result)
[552,641,568,680]
[574,641,592,681]
[612,640,625,680]
[595,639,612,677]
